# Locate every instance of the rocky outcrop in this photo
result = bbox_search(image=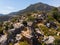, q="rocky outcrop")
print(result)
[0,35,7,45]
[42,36,55,45]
